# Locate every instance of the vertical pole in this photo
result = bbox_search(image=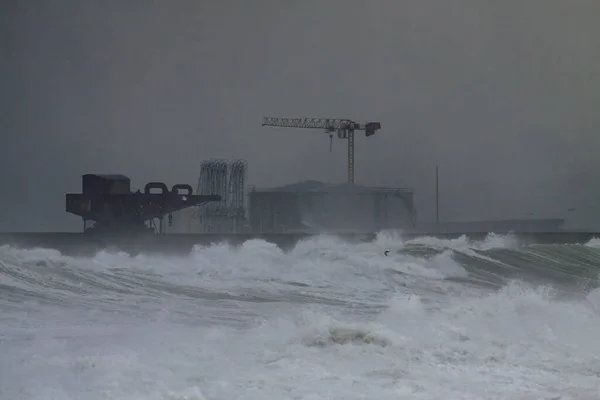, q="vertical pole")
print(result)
[348,129,355,184]
[328,134,333,184]
[436,165,439,225]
